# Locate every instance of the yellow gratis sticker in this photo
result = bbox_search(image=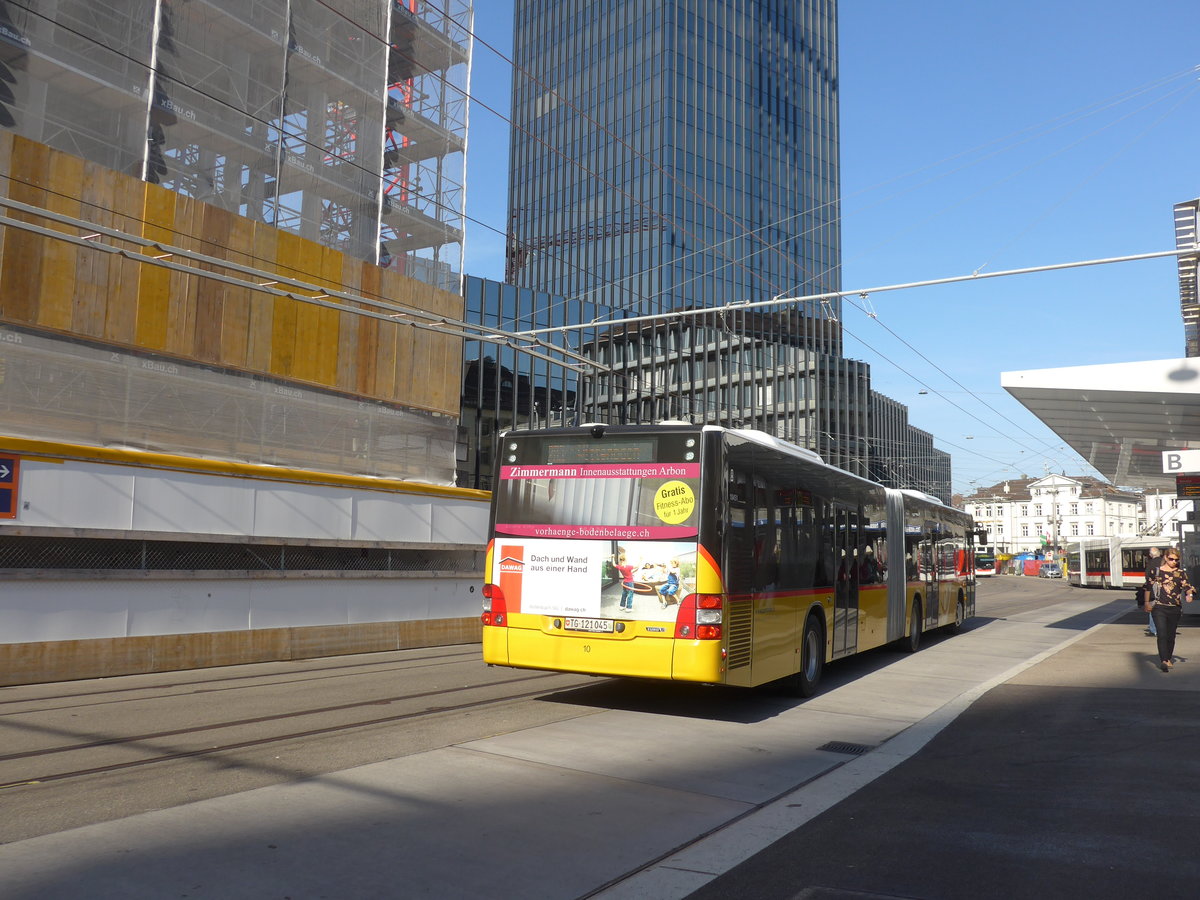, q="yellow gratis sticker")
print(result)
[654,480,695,524]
